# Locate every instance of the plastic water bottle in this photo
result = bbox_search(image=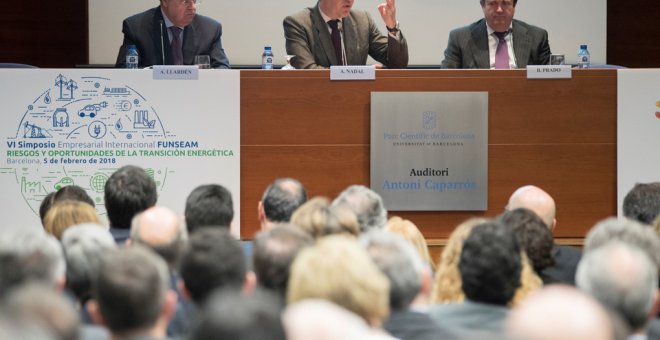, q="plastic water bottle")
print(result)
[126,45,139,69]
[577,44,590,69]
[262,46,274,70]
